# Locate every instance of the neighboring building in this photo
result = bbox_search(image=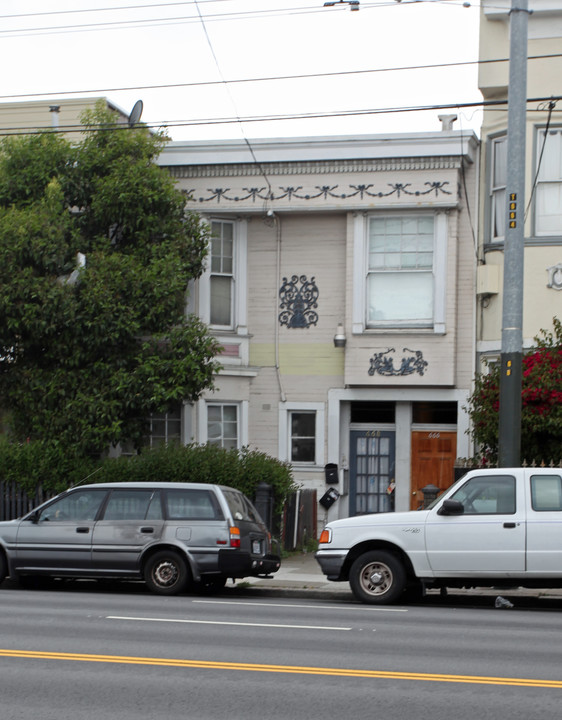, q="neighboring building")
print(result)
[477,0,562,367]
[158,126,479,525]
[0,97,130,140]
